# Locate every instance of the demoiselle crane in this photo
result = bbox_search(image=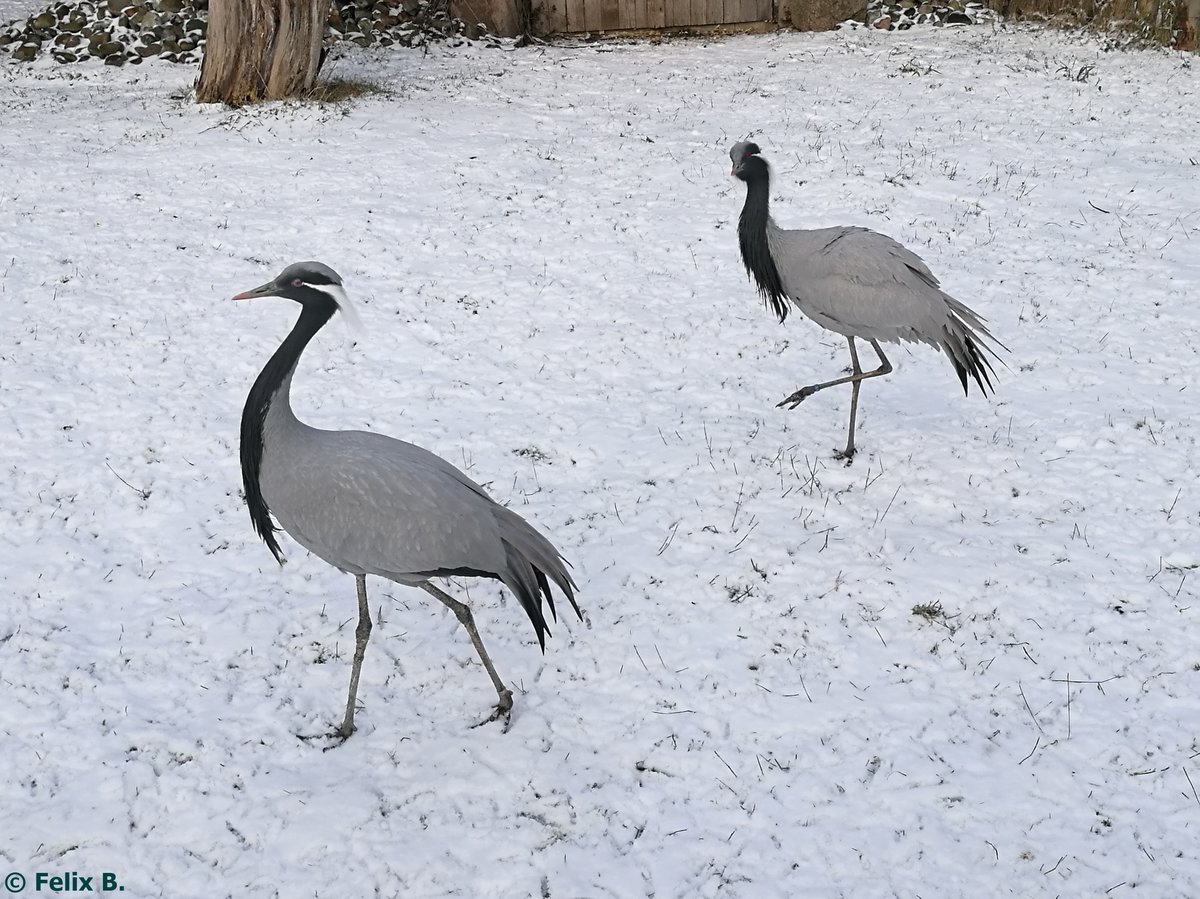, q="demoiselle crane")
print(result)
[235,261,579,740]
[730,141,1007,459]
